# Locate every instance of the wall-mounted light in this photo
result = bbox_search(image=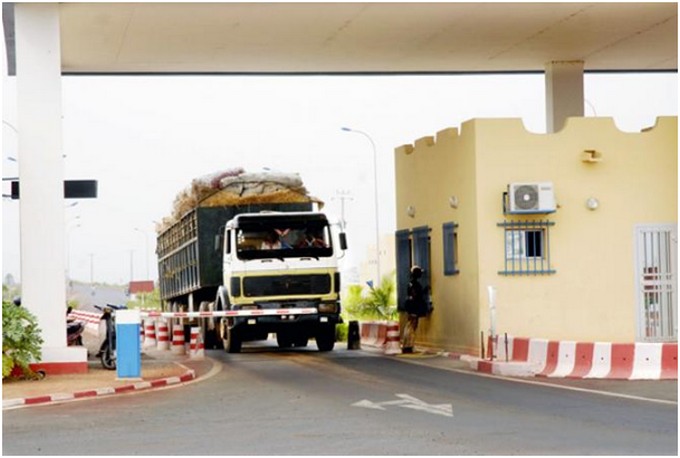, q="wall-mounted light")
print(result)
[448,196,459,209]
[407,205,416,218]
[586,197,600,210]
[581,149,603,163]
